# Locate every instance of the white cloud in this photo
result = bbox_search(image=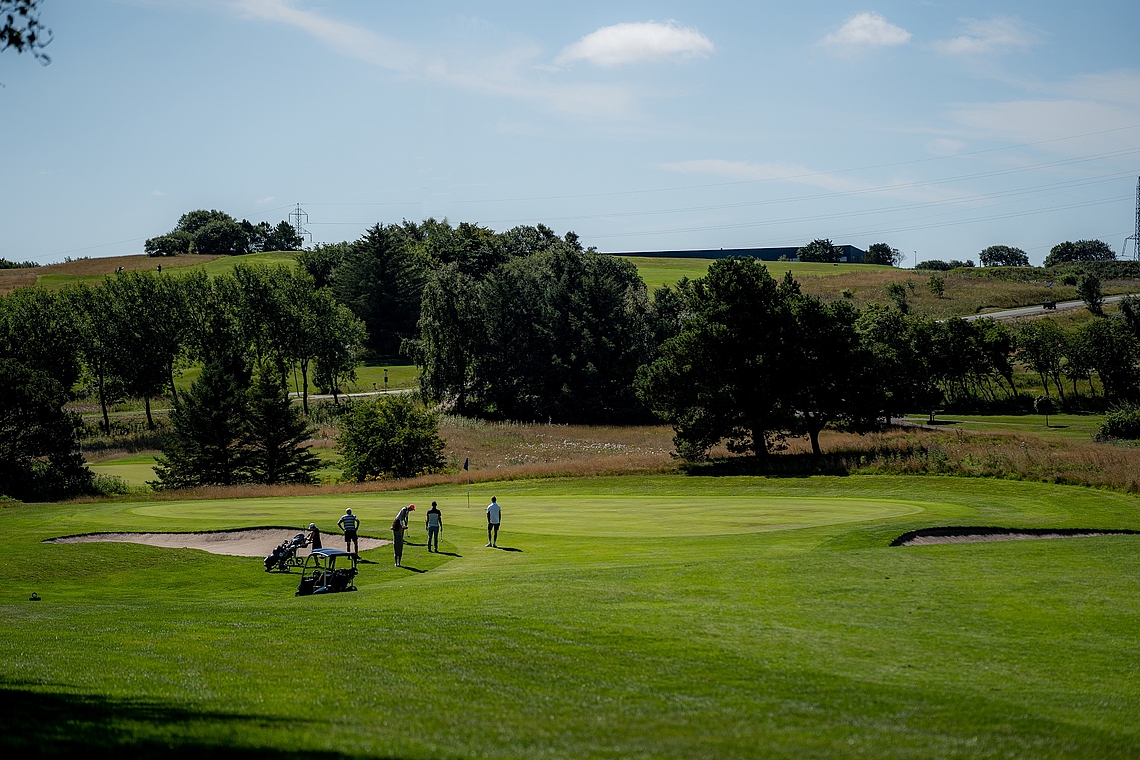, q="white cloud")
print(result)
[227,0,640,118]
[662,159,867,193]
[820,12,911,53]
[555,21,714,67]
[932,17,1038,56]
